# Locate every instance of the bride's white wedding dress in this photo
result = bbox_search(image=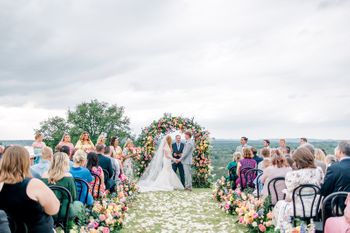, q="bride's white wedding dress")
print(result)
[138,137,184,192]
